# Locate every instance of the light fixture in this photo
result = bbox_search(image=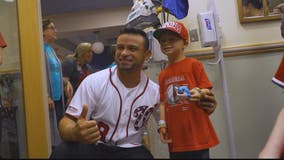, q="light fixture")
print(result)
[92,42,104,54]
[92,31,104,54]
[3,0,14,2]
